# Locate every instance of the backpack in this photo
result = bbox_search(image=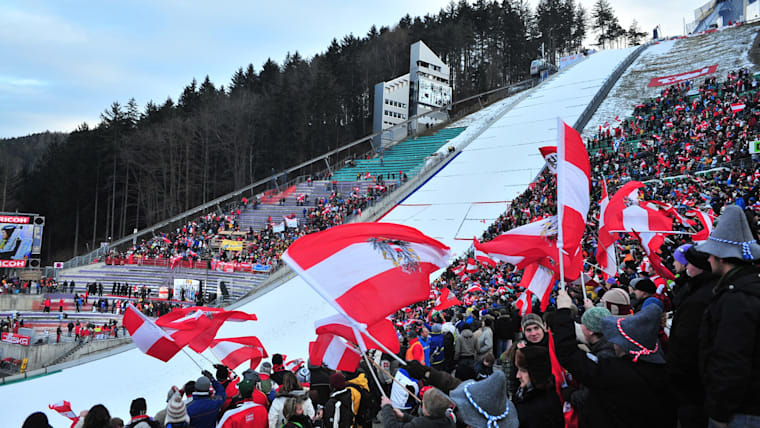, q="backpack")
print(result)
[323,389,354,428]
[347,384,379,428]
